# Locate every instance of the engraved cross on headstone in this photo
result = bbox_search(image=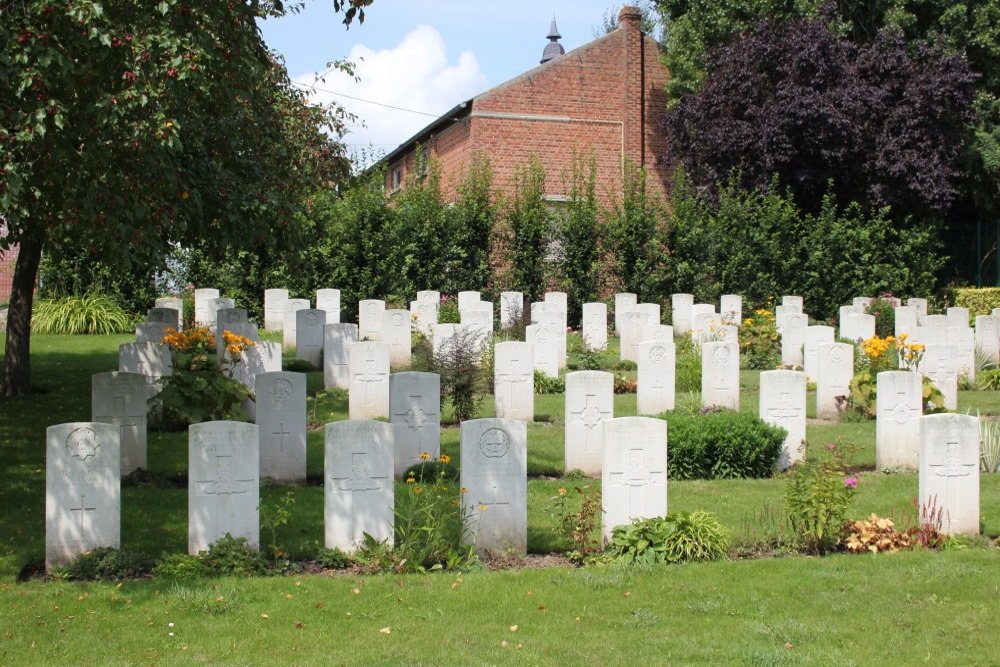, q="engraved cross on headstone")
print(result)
[571,393,610,453]
[95,394,143,428]
[70,493,97,538]
[931,438,976,477]
[354,360,386,407]
[886,386,914,424]
[273,422,291,453]
[478,482,511,541]
[610,448,663,518]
